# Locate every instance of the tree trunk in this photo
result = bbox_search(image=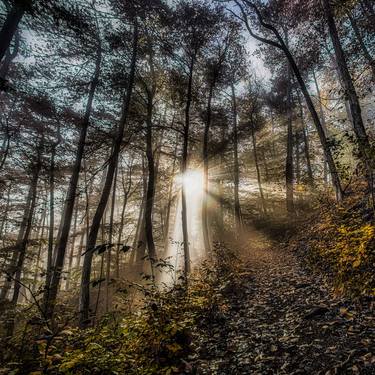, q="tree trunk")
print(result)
[202,82,214,256]
[0,30,20,81]
[250,121,267,215]
[65,195,79,291]
[0,154,41,301]
[296,89,314,186]
[32,204,47,292]
[116,162,133,278]
[321,0,372,201]
[231,83,242,233]
[105,165,117,313]
[10,150,42,306]
[295,133,301,185]
[164,135,178,246]
[218,123,227,228]
[0,1,25,65]
[43,139,58,314]
[286,68,295,215]
[145,92,156,264]
[44,45,102,319]
[134,157,148,265]
[181,55,196,279]
[79,23,138,328]
[312,70,329,185]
